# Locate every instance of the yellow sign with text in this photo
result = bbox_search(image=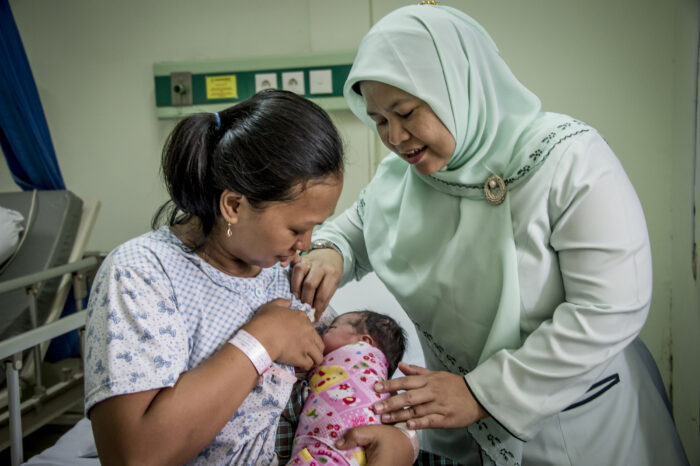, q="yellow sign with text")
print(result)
[206,75,238,99]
